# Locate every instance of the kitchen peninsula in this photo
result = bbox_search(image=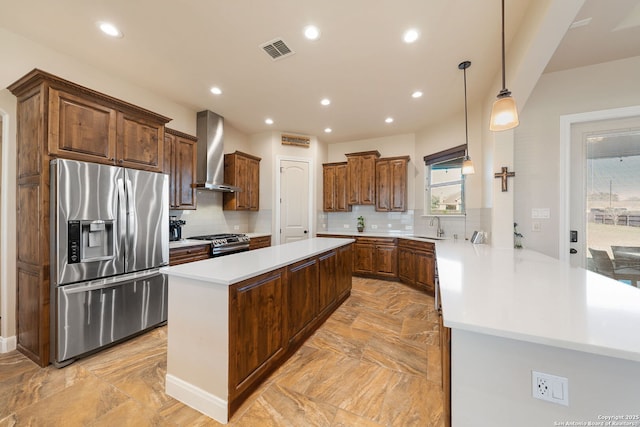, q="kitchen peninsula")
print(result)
[436,240,640,425]
[160,237,354,424]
